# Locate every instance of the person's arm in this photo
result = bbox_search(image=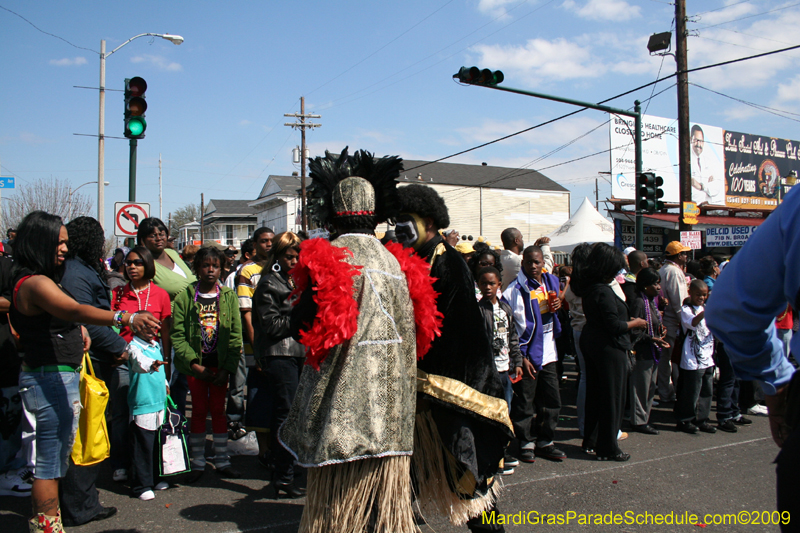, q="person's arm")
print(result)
[535,238,554,273]
[505,305,523,373]
[169,290,198,377]
[0,296,9,313]
[160,316,172,380]
[501,284,525,337]
[236,267,256,345]
[215,292,243,386]
[17,276,158,332]
[662,268,685,319]
[127,343,157,373]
